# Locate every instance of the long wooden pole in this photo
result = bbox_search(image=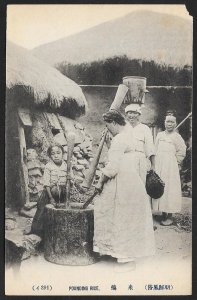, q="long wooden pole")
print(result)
[65,132,75,208]
[82,84,129,189]
[175,112,192,130]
